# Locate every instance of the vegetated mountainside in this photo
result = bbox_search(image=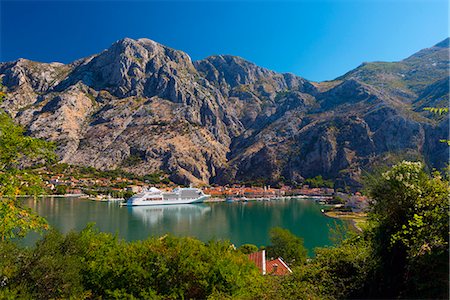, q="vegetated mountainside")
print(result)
[0,38,448,188]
